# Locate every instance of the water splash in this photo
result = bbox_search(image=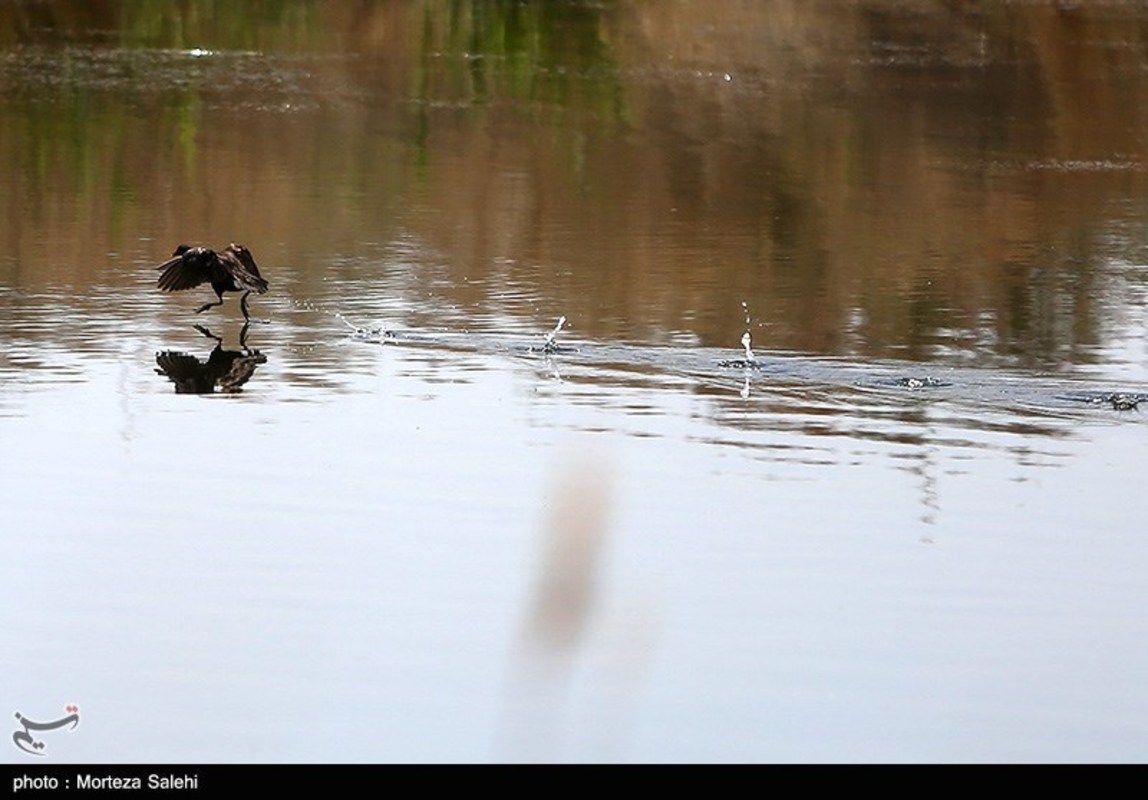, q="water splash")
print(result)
[1059,391,1147,411]
[879,376,951,389]
[719,302,759,368]
[544,316,566,353]
[739,301,755,360]
[337,313,392,343]
[528,316,572,354]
